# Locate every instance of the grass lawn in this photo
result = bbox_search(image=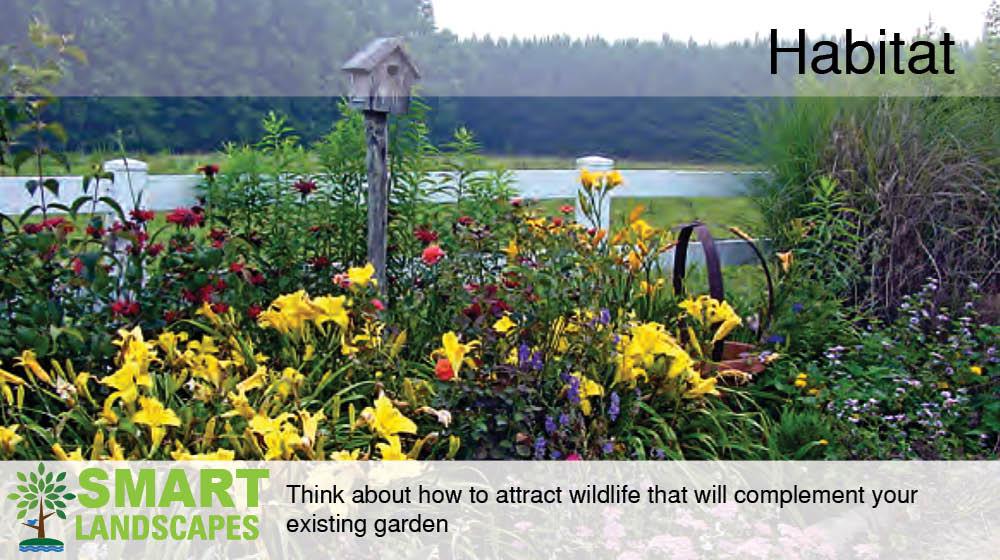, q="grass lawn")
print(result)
[5,152,753,176]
